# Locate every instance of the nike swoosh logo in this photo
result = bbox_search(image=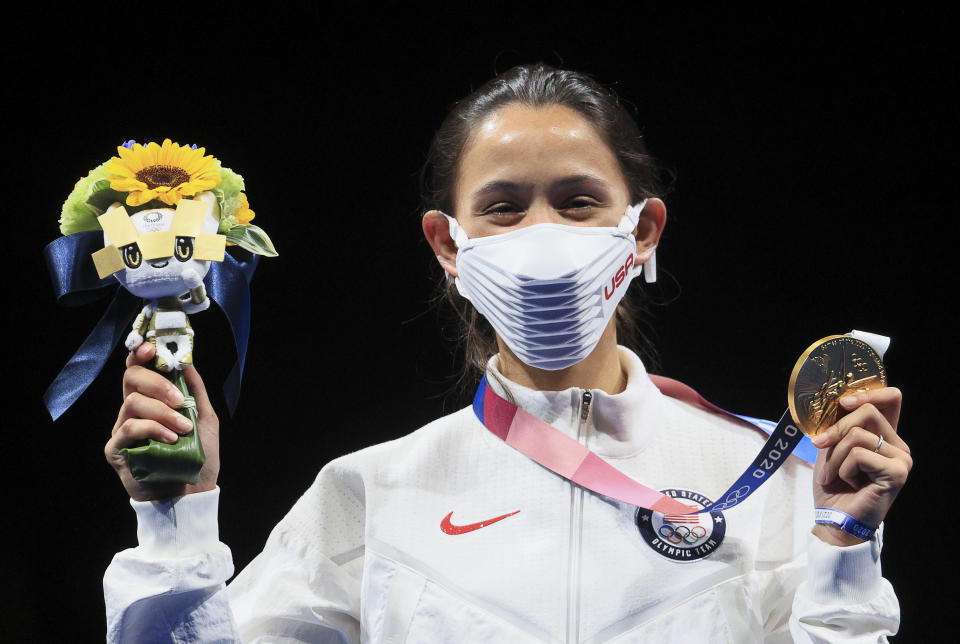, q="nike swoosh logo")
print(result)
[440,510,521,535]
